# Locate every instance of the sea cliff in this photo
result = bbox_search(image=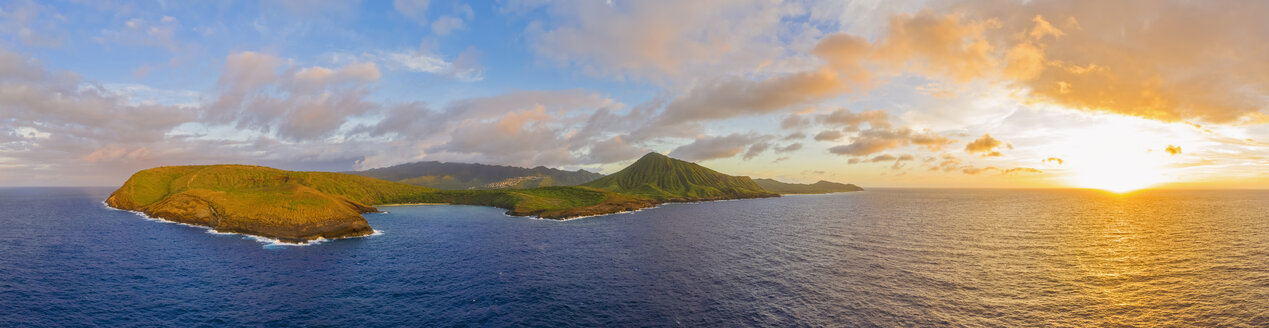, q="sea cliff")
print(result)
[105,165,432,243]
